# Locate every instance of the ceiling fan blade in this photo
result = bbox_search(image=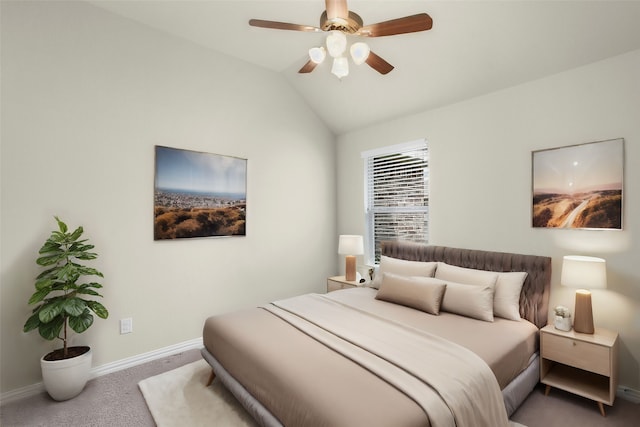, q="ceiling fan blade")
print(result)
[357,13,433,37]
[366,51,394,75]
[299,60,319,74]
[249,19,320,32]
[326,0,349,20]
